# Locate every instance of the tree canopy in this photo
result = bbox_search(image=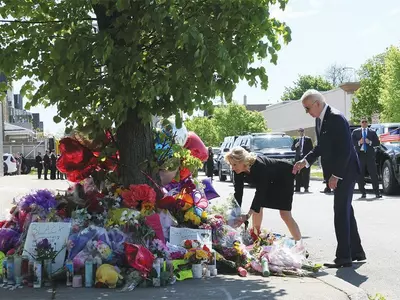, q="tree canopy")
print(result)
[281,75,333,101]
[380,46,400,122]
[351,53,385,123]
[0,0,291,184]
[185,103,267,147]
